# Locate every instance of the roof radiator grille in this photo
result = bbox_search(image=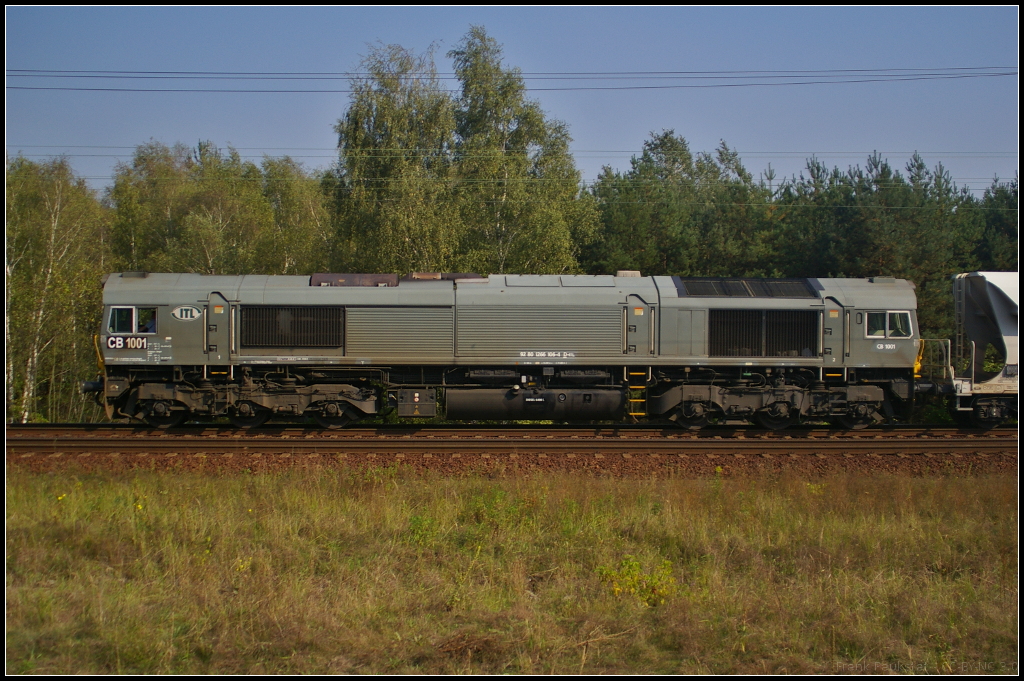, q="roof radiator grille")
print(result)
[675,277,817,298]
